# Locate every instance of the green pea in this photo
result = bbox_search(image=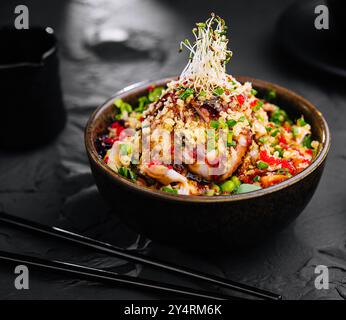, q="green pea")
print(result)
[231,176,241,188]
[206,189,215,196]
[212,184,221,194]
[221,180,236,193]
